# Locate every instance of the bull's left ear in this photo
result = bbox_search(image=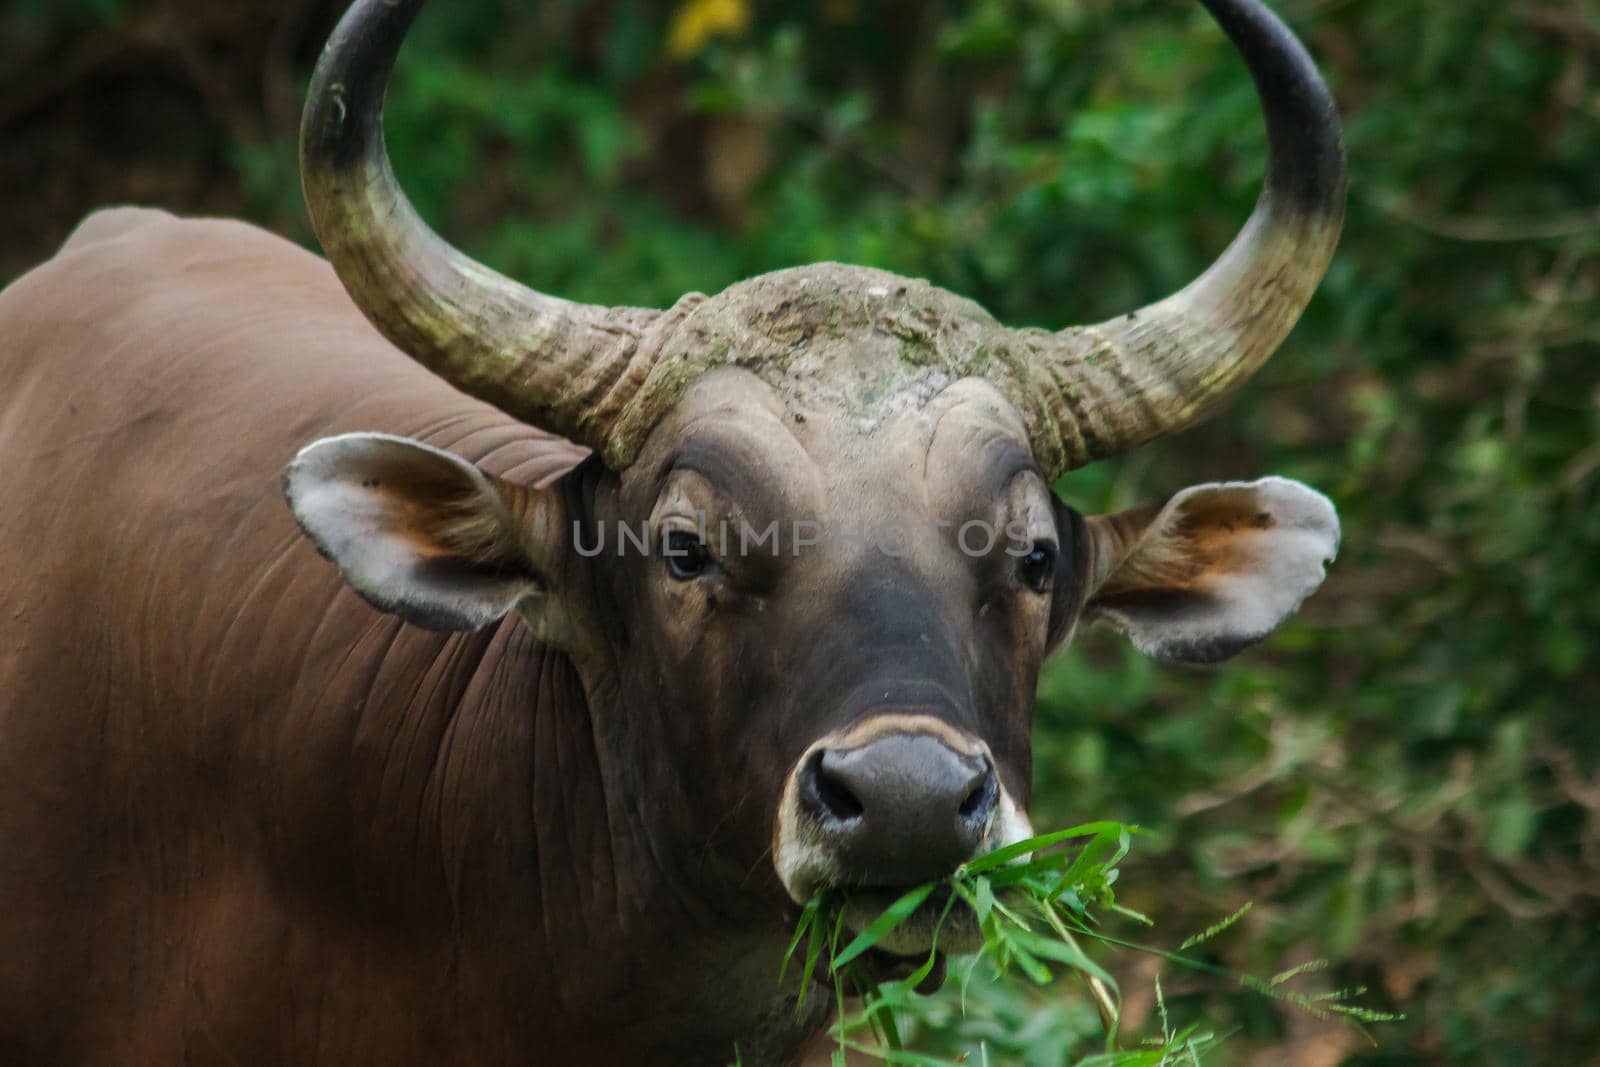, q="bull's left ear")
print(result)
[1084,477,1339,664]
